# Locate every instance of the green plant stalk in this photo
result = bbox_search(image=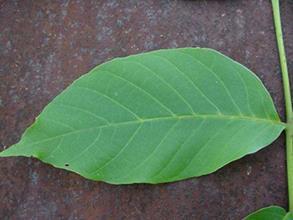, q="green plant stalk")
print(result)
[271,0,293,212]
